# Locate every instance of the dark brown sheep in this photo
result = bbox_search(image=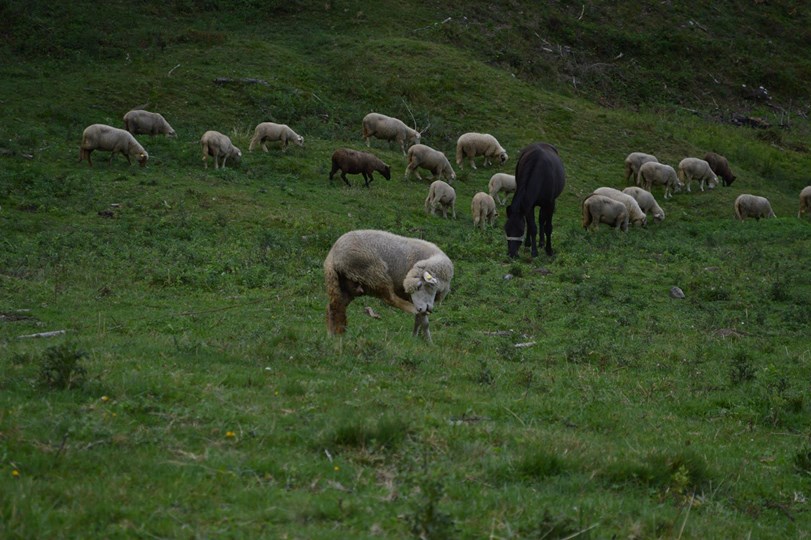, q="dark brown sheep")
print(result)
[704,152,736,186]
[329,148,391,187]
